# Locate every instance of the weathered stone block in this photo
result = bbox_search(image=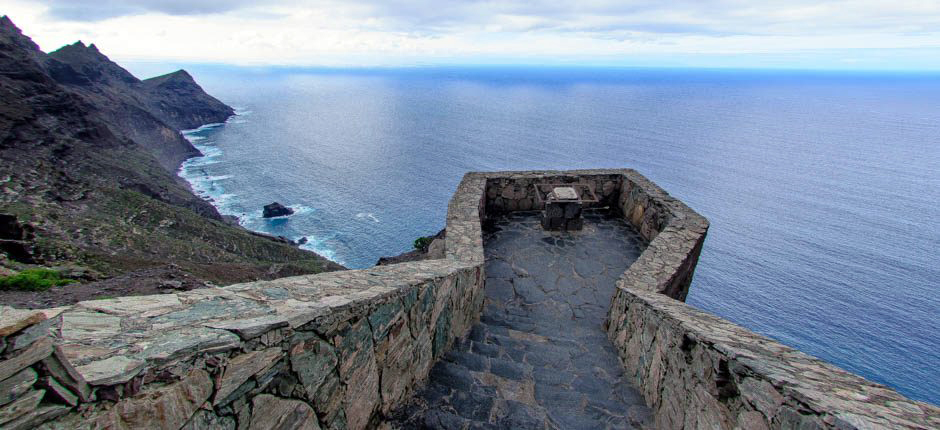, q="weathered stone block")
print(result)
[40,345,91,402]
[206,315,289,340]
[0,336,52,381]
[60,311,121,340]
[6,317,54,352]
[6,404,71,430]
[75,355,145,386]
[0,388,44,425]
[342,357,379,430]
[738,377,784,419]
[376,319,416,413]
[0,306,46,338]
[0,368,36,407]
[368,299,404,342]
[249,394,321,430]
[336,318,374,379]
[290,335,338,402]
[138,328,241,365]
[215,347,283,405]
[37,376,78,406]
[106,368,212,430]
[182,410,236,430]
